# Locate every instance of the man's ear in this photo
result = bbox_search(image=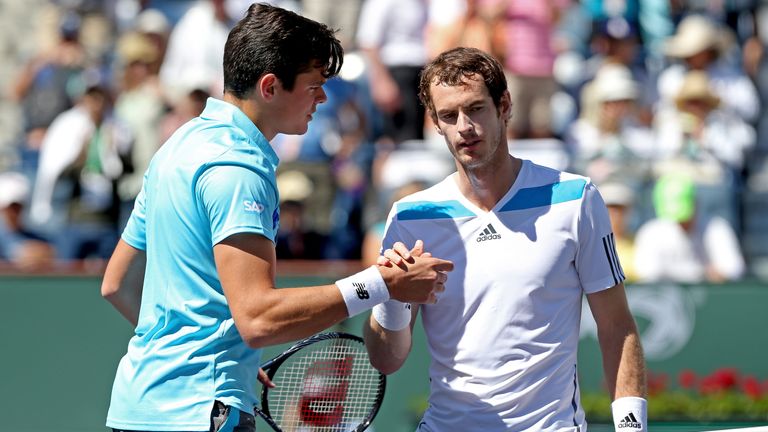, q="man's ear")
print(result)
[499,90,512,121]
[258,73,278,101]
